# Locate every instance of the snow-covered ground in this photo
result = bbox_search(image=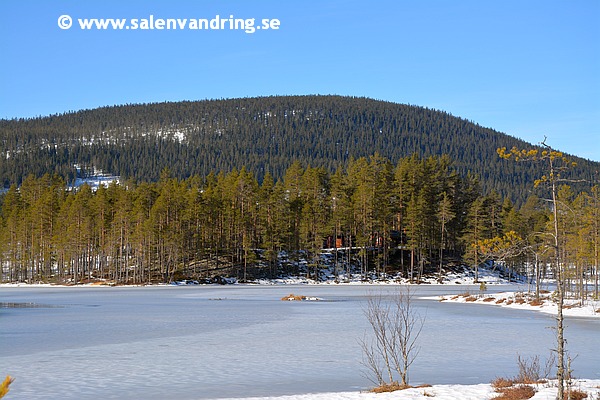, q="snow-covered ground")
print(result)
[72,174,119,190]
[433,290,600,319]
[0,262,512,287]
[236,261,513,286]
[71,165,119,191]
[219,380,600,400]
